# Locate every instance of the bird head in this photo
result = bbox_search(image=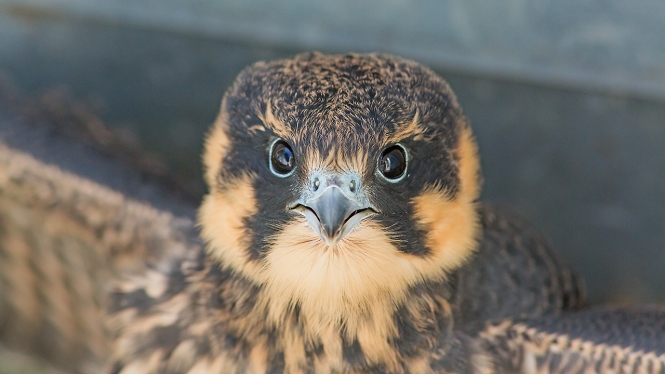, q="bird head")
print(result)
[199,53,482,323]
